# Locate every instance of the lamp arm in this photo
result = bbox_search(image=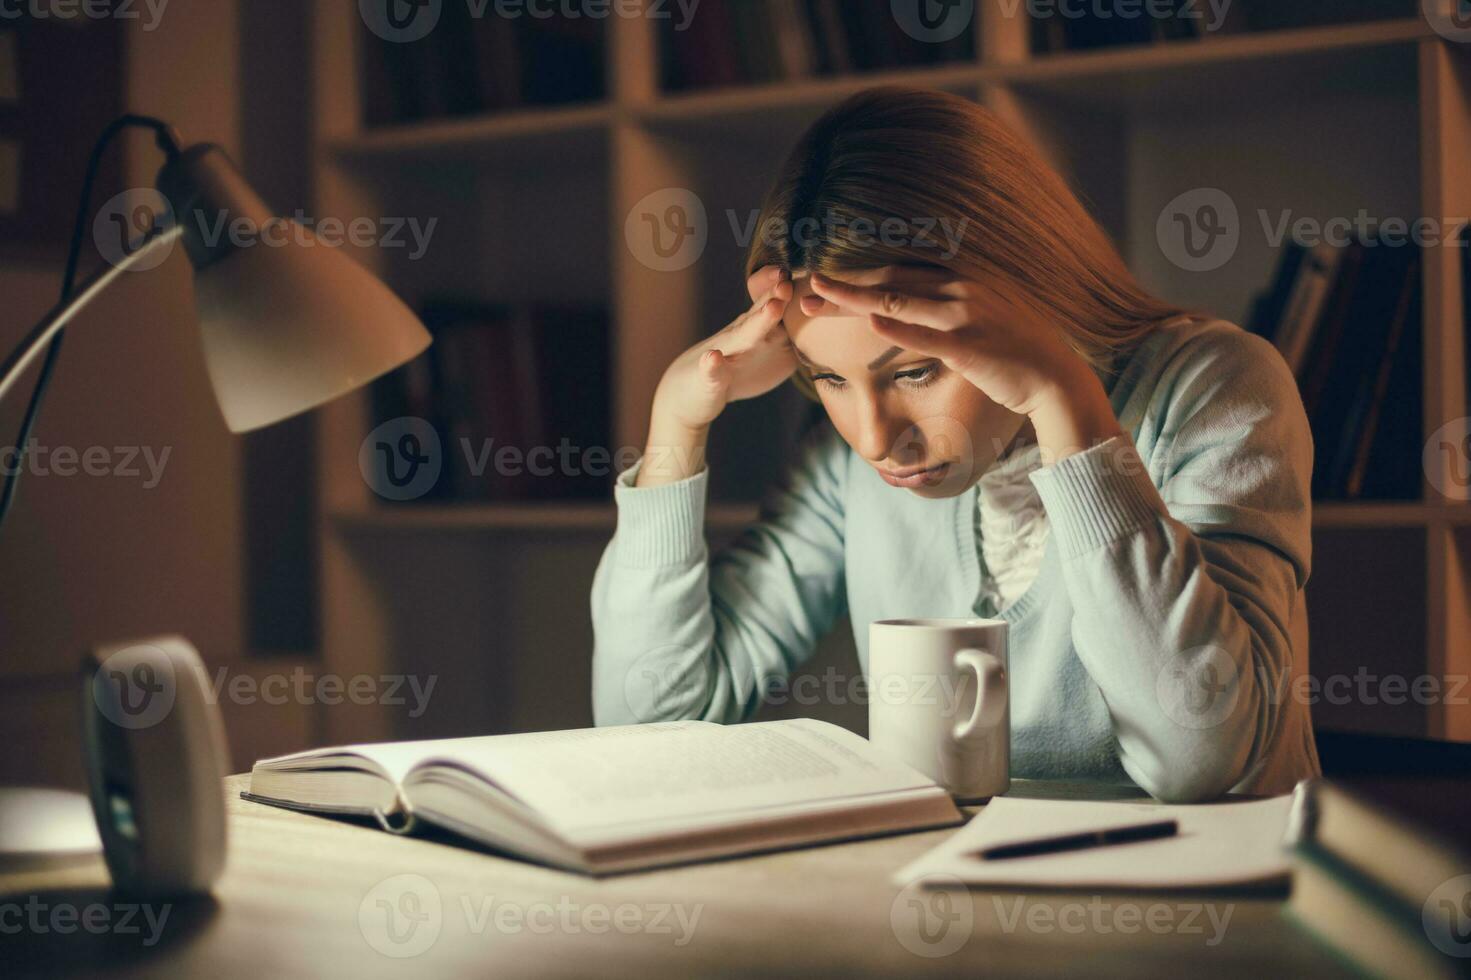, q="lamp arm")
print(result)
[0,223,184,405]
[0,115,180,535]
